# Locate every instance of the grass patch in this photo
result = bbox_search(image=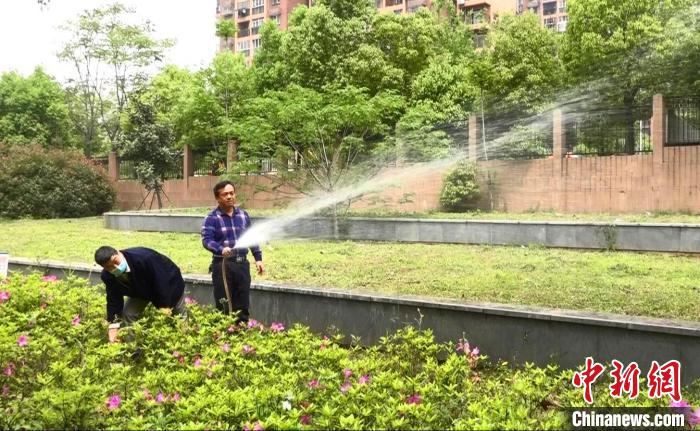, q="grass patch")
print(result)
[2,217,700,321]
[121,206,700,224]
